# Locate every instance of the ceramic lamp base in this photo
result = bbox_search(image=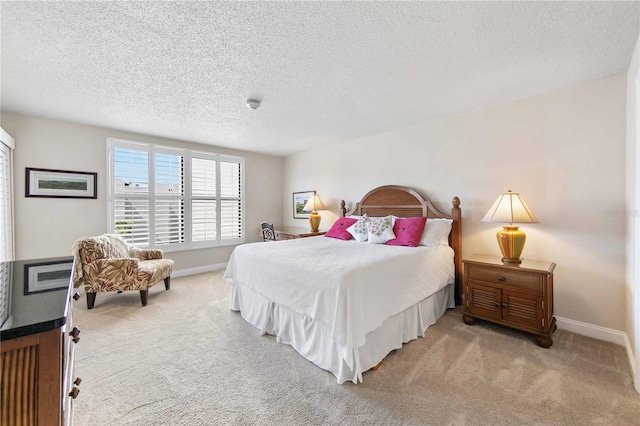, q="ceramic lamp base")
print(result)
[309,211,321,232]
[497,225,526,264]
